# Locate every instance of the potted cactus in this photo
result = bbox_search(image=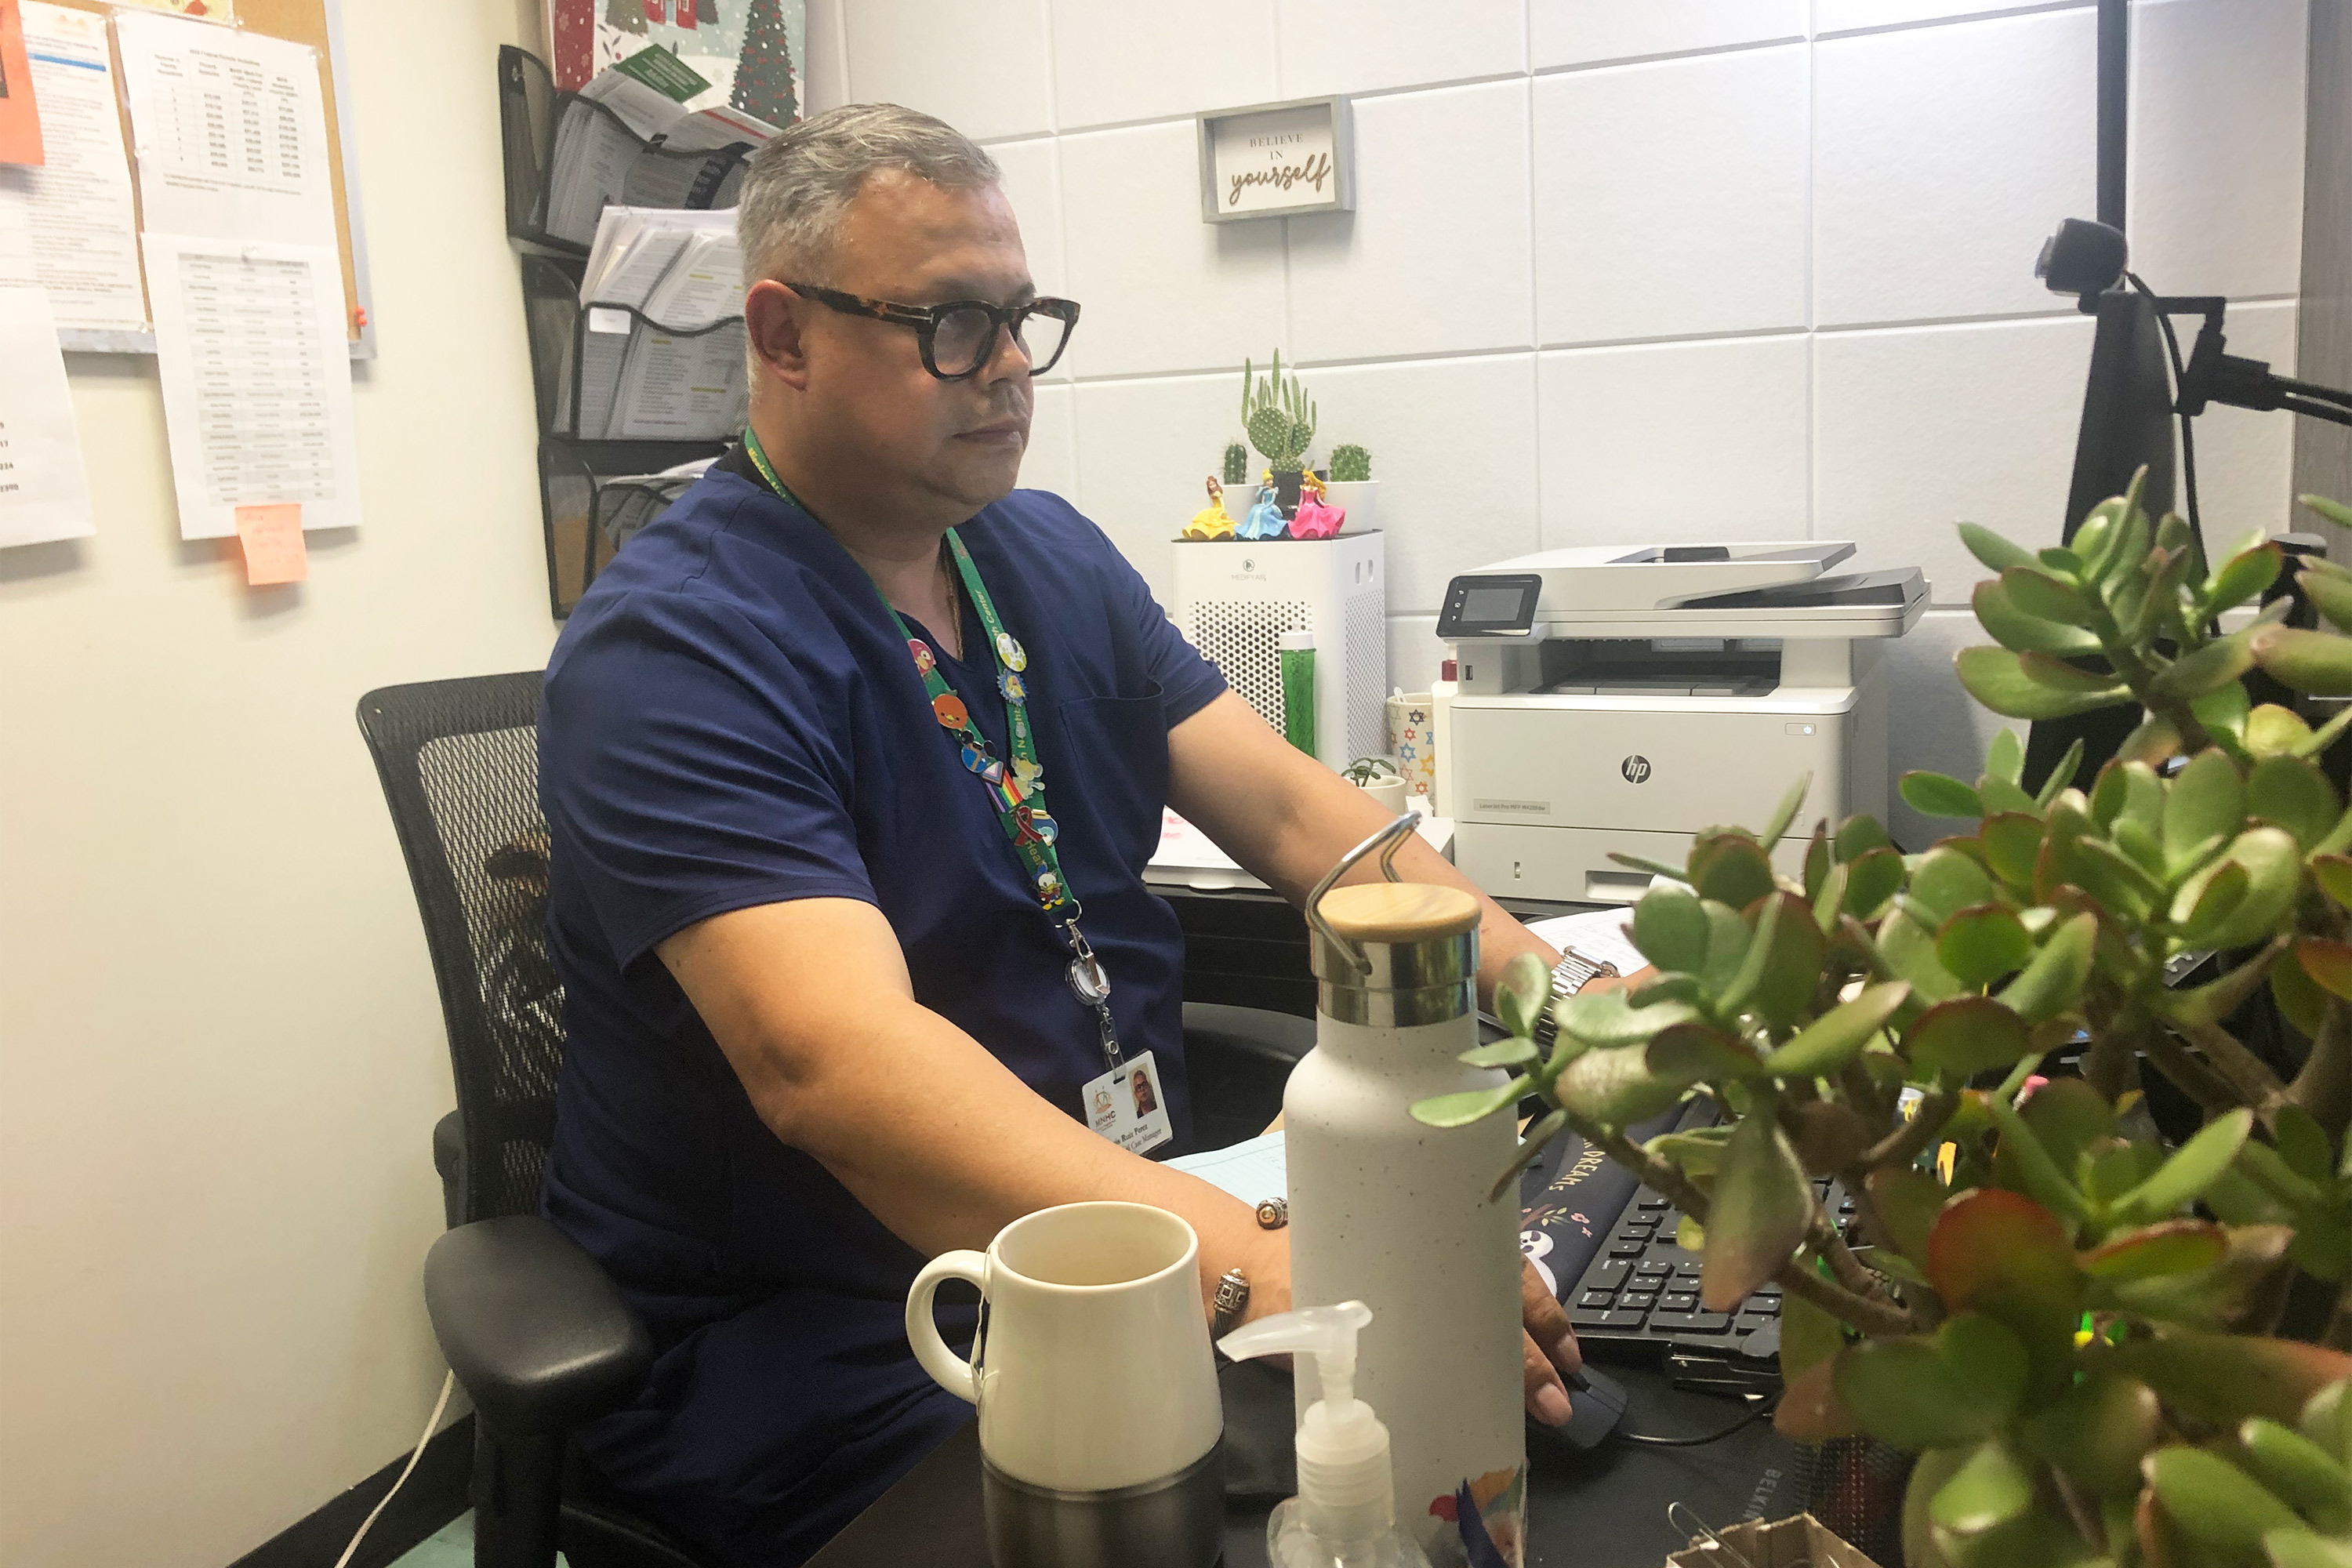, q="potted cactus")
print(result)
[1417,475,2352,1568]
[1221,440,1258,514]
[1326,442,1377,534]
[1242,351,1317,517]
